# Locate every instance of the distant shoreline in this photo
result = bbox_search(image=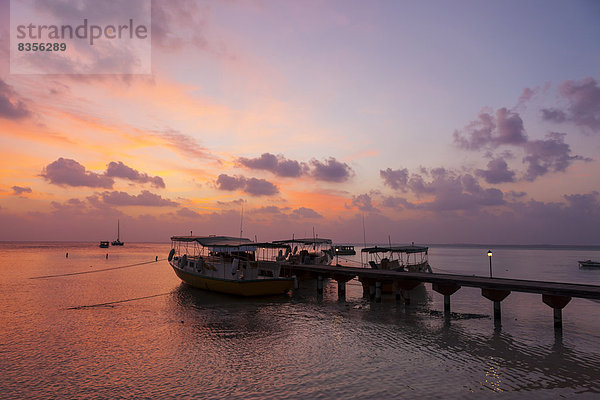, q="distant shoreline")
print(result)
[1,241,599,251]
